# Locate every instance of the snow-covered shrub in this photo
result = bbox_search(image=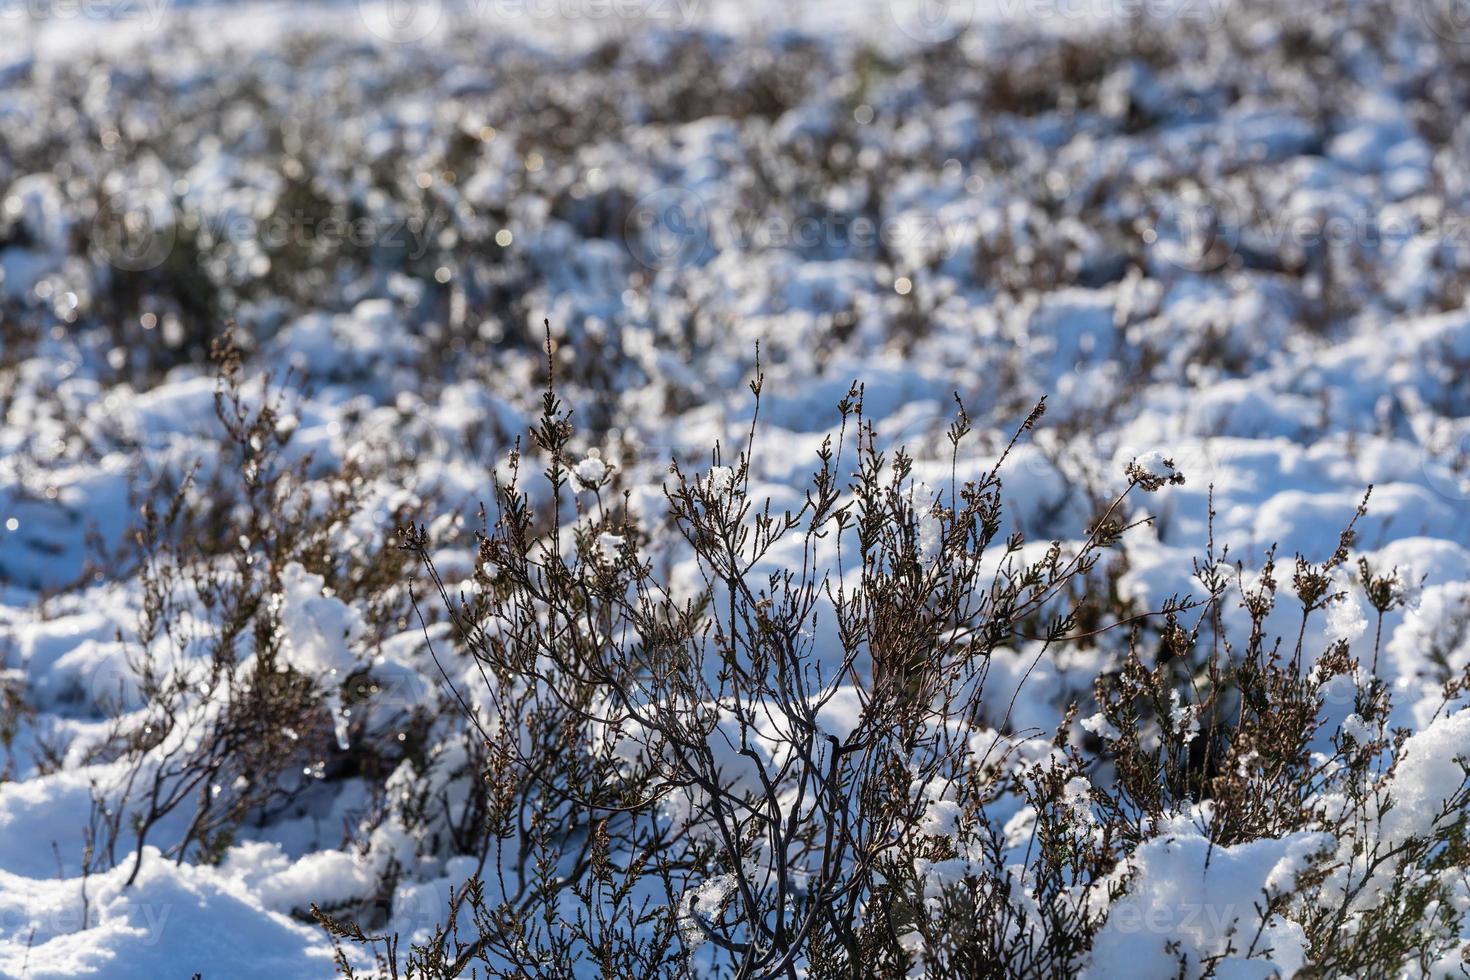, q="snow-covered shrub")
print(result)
[315,364,1469,978]
[78,333,424,889]
[6,1,1470,975]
